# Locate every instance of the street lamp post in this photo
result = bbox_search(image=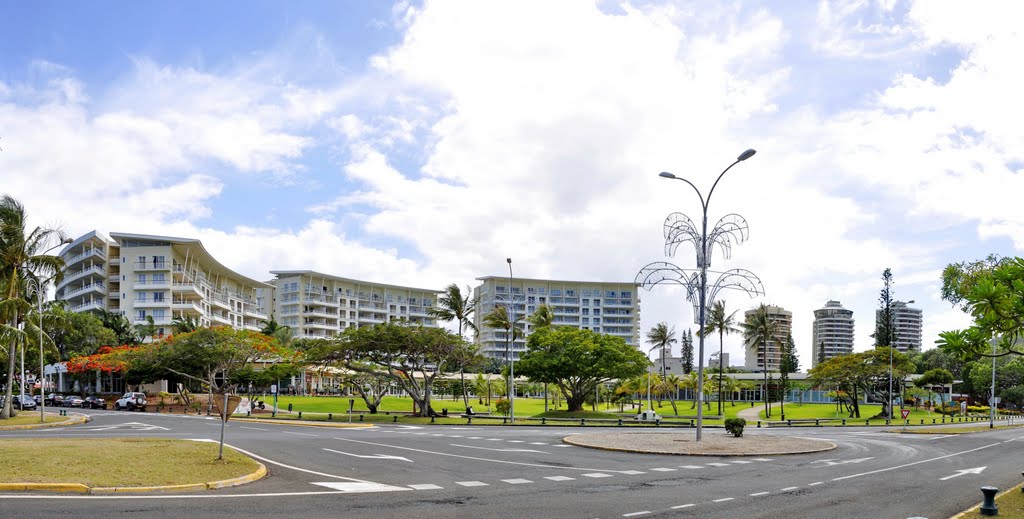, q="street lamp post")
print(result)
[658,148,756,441]
[990,340,997,428]
[888,299,914,421]
[506,257,515,424]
